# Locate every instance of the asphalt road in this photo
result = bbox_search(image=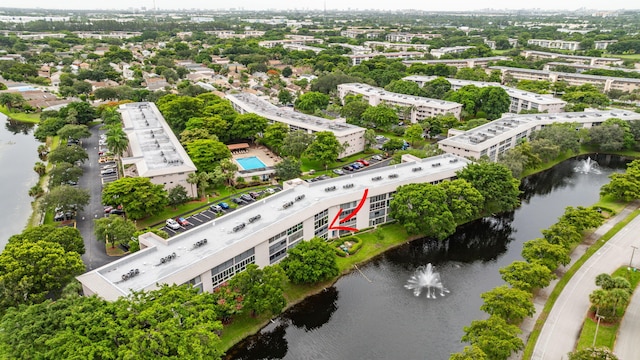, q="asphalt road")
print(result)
[76,125,114,271]
[614,266,640,359]
[532,205,640,360]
